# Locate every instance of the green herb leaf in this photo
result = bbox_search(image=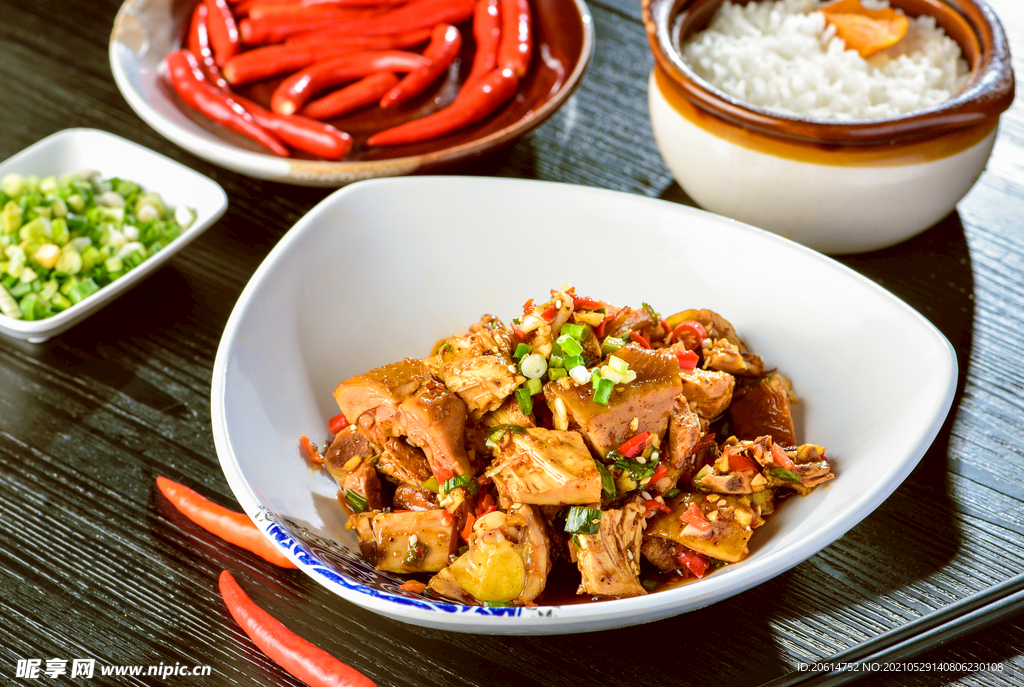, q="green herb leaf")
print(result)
[643,302,659,320]
[641,579,658,592]
[768,467,800,482]
[345,490,368,513]
[515,386,533,416]
[564,506,602,535]
[420,477,440,494]
[403,543,430,568]
[613,458,657,484]
[594,460,617,501]
[486,423,527,438]
[665,488,681,499]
